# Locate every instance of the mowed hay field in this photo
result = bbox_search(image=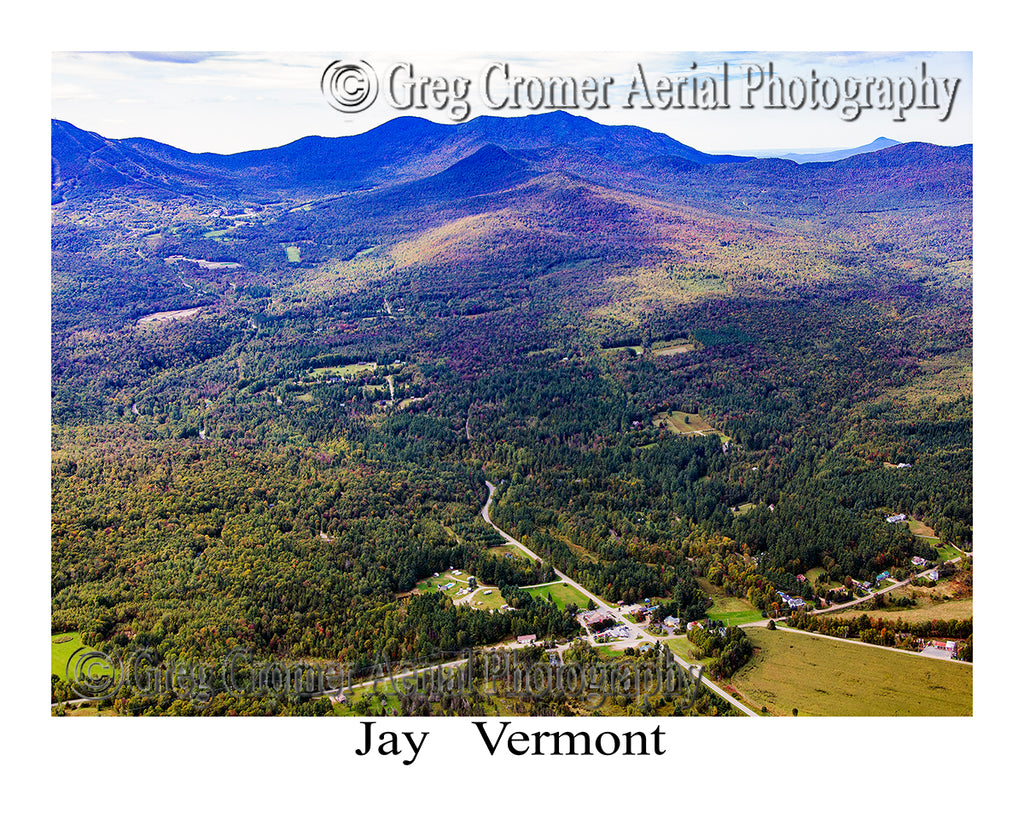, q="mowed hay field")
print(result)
[52,632,89,679]
[707,599,763,627]
[824,571,973,624]
[654,411,716,436]
[824,597,973,624]
[522,582,592,611]
[731,627,971,716]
